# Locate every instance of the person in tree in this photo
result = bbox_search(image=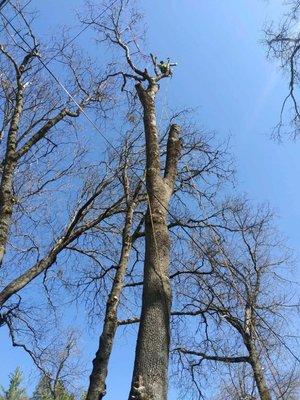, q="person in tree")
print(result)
[157,58,178,76]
